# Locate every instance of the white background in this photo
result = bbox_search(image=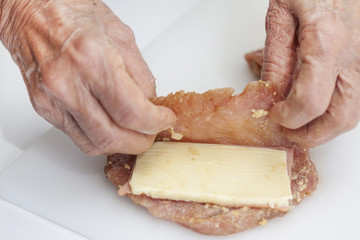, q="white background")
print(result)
[1,0,359,239]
